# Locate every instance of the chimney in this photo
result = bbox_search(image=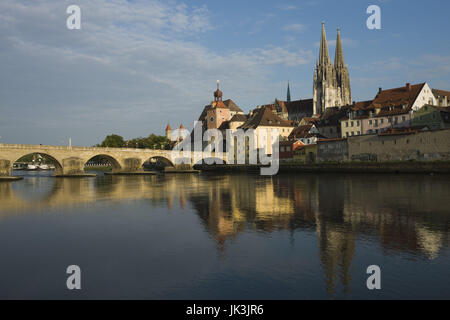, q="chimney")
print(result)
[406,83,411,91]
[378,87,382,94]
